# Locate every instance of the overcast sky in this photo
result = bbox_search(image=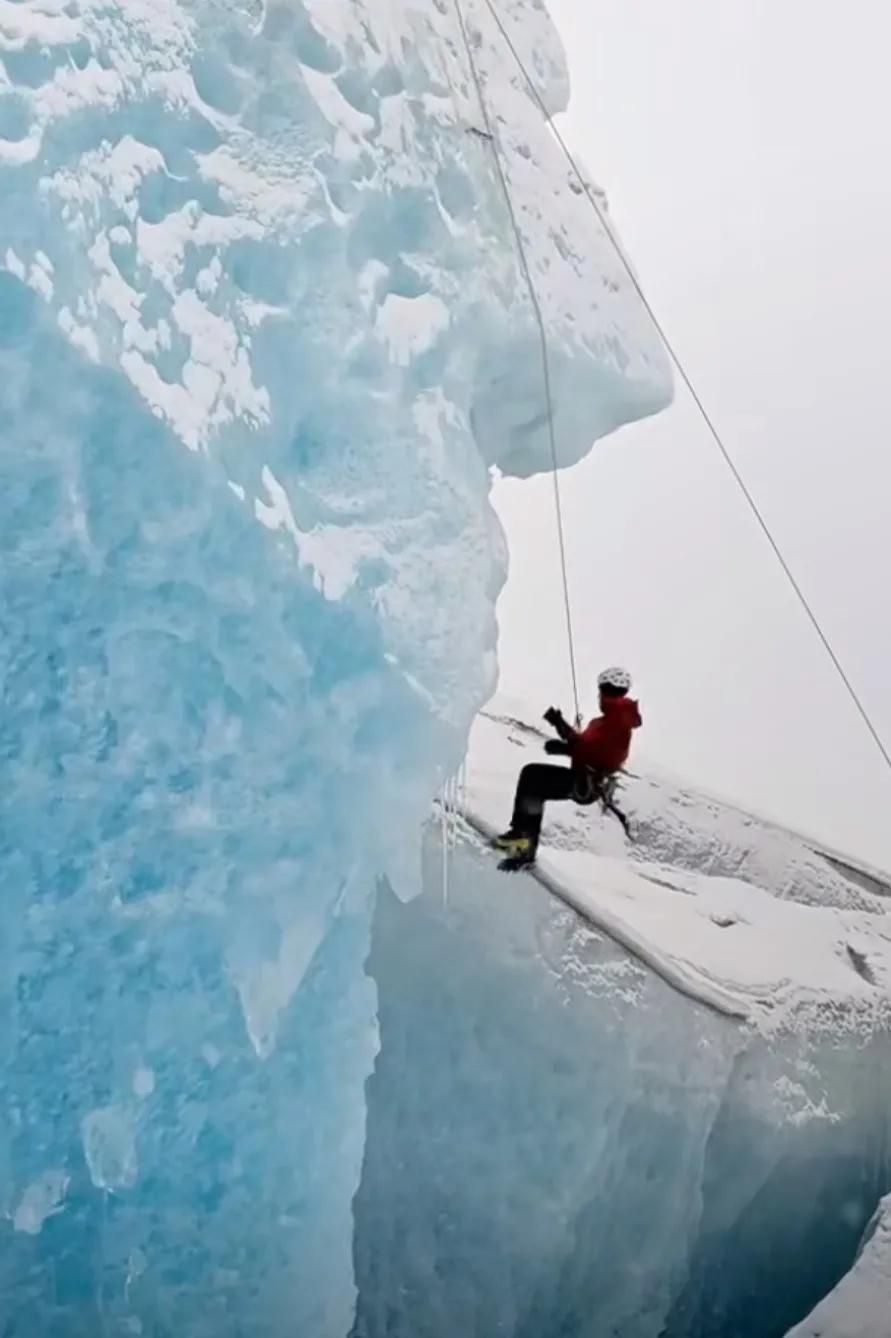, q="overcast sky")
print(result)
[494,0,891,867]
